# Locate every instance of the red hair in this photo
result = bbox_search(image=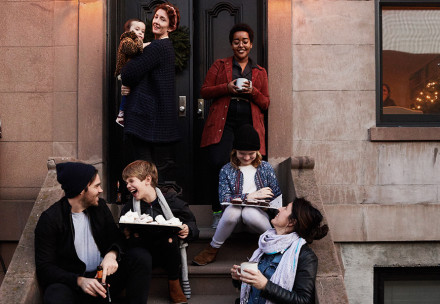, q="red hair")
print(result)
[154,2,180,31]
